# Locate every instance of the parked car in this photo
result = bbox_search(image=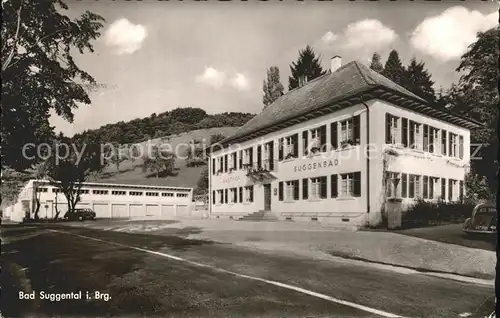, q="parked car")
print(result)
[462,202,497,234]
[63,208,96,221]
